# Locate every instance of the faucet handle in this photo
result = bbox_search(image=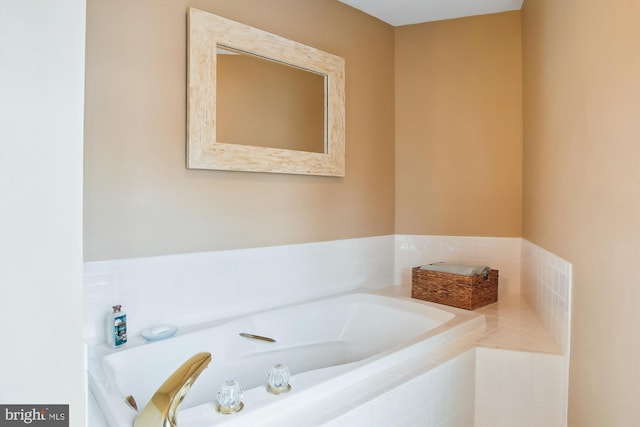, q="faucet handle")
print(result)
[216,380,244,414]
